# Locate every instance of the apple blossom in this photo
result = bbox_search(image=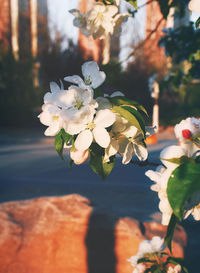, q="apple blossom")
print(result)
[38,104,64,136]
[43,81,64,106]
[70,149,90,165]
[64,61,106,90]
[86,3,118,39]
[128,236,165,273]
[74,109,116,151]
[69,9,91,37]
[59,86,98,122]
[122,126,150,164]
[174,117,200,156]
[188,0,200,12]
[167,264,182,273]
